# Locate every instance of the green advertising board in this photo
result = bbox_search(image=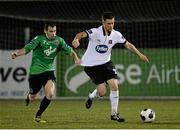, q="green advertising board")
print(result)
[56,48,180,97]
